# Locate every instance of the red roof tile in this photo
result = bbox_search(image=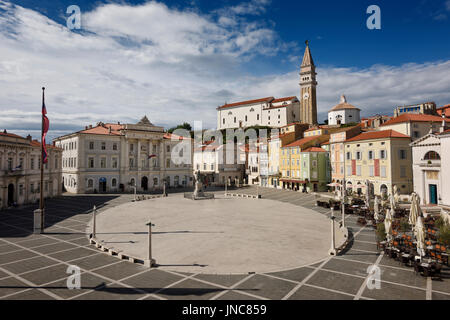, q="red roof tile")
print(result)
[345,129,410,142]
[302,147,327,152]
[79,123,124,136]
[272,96,297,103]
[0,131,24,139]
[284,136,319,148]
[218,97,274,109]
[163,133,191,140]
[380,114,450,126]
